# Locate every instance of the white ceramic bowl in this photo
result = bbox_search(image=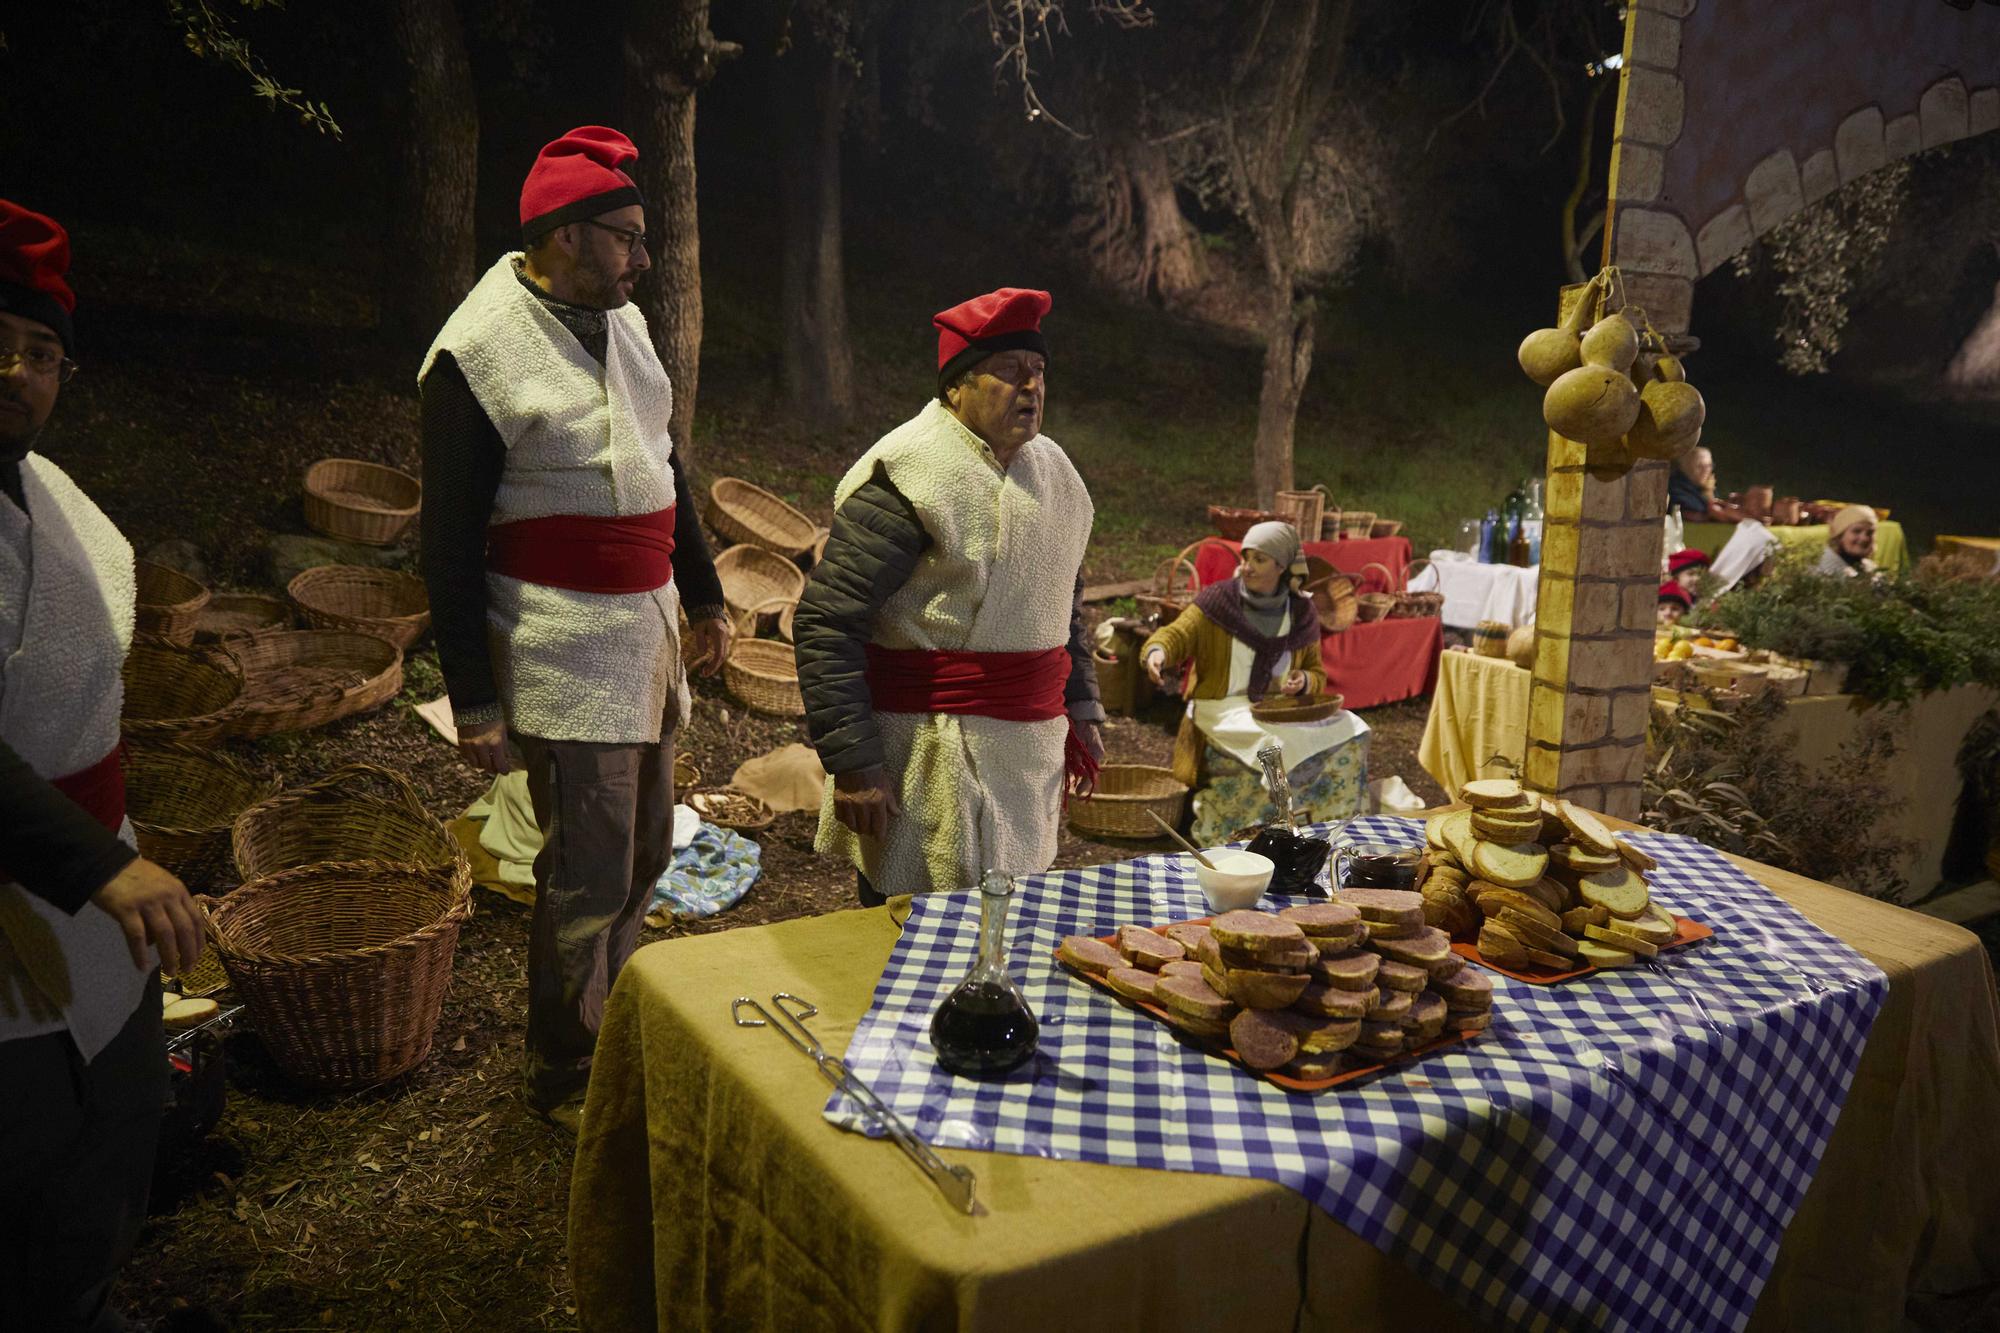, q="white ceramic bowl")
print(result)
[1193,848,1275,913]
